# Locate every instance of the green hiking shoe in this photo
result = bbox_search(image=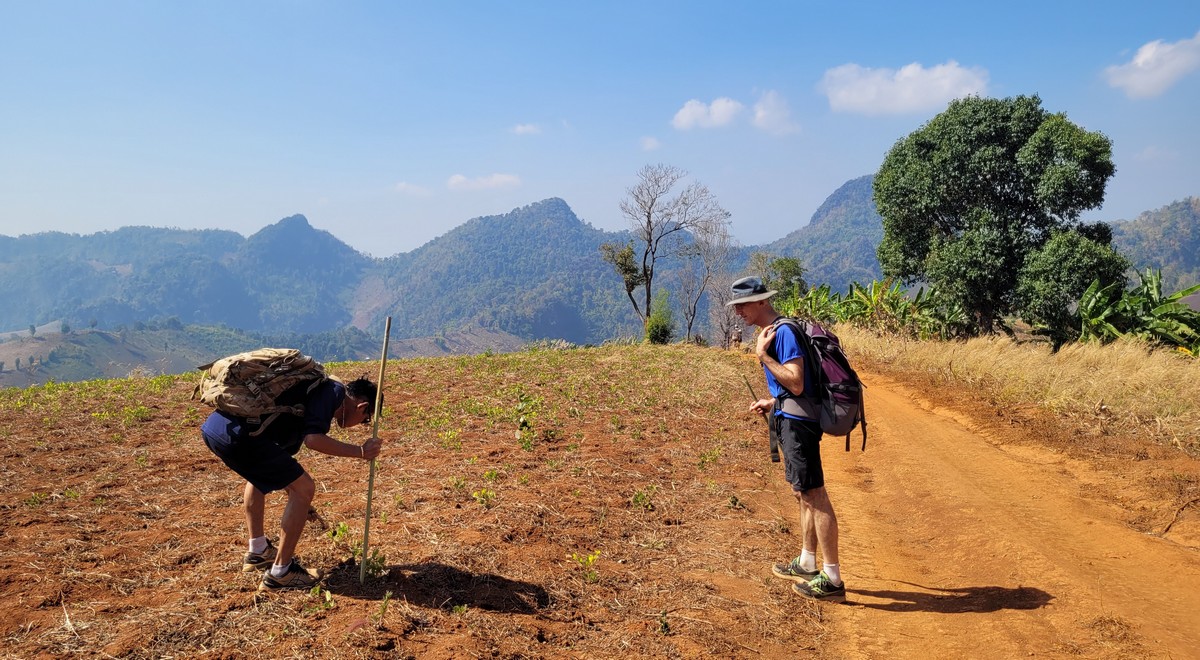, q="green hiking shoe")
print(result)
[792,571,846,603]
[771,557,821,583]
[242,539,277,573]
[259,559,321,591]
